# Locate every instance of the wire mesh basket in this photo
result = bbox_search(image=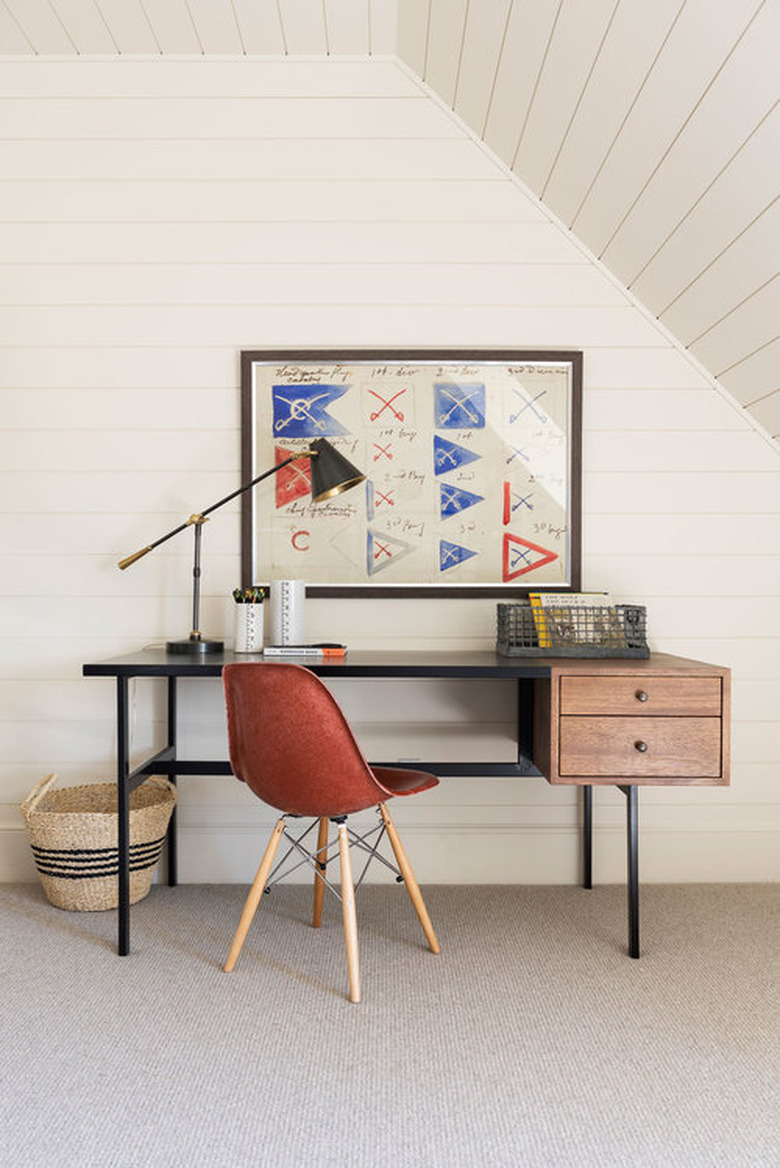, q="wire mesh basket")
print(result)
[497,602,649,658]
